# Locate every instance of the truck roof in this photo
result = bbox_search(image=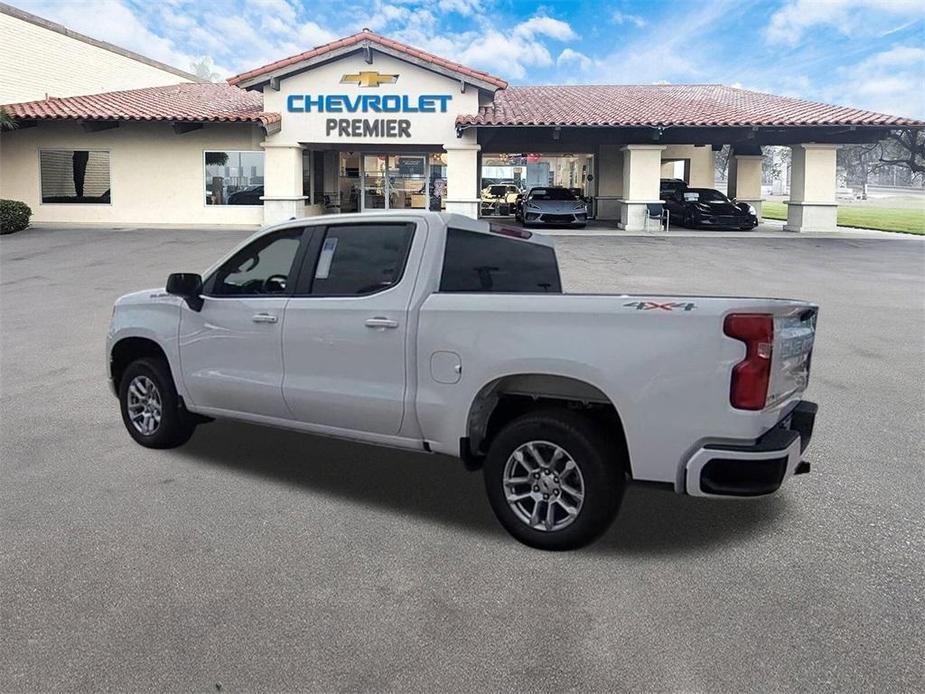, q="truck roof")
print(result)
[267,210,555,247]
